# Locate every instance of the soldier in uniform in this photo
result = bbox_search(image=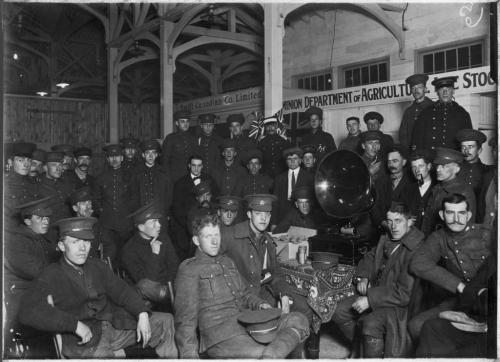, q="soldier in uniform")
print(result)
[130,139,173,218]
[221,194,316,356]
[456,128,490,200]
[399,74,434,150]
[411,76,472,151]
[213,138,247,196]
[120,136,140,176]
[409,193,491,342]
[227,113,256,158]
[174,213,309,358]
[409,150,436,230]
[161,110,198,183]
[4,142,39,223]
[29,149,47,183]
[38,152,74,223]
[64,146,95,191]
[234,149,274,197]
[338,116,362,152]
[19,216,178,358]
[421,148,476,236]
[94,144,134,263]
[51,144,75,173]
[258,116,290,178]
[301,106,336,162]
[362,111,394,156]
[4,197,59,348]
[216,195,242,228]
[301,144,317,174]
[273,186,319,234]
[121,203,179,311]
[197,113,223,176]
[186,180,218,234]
